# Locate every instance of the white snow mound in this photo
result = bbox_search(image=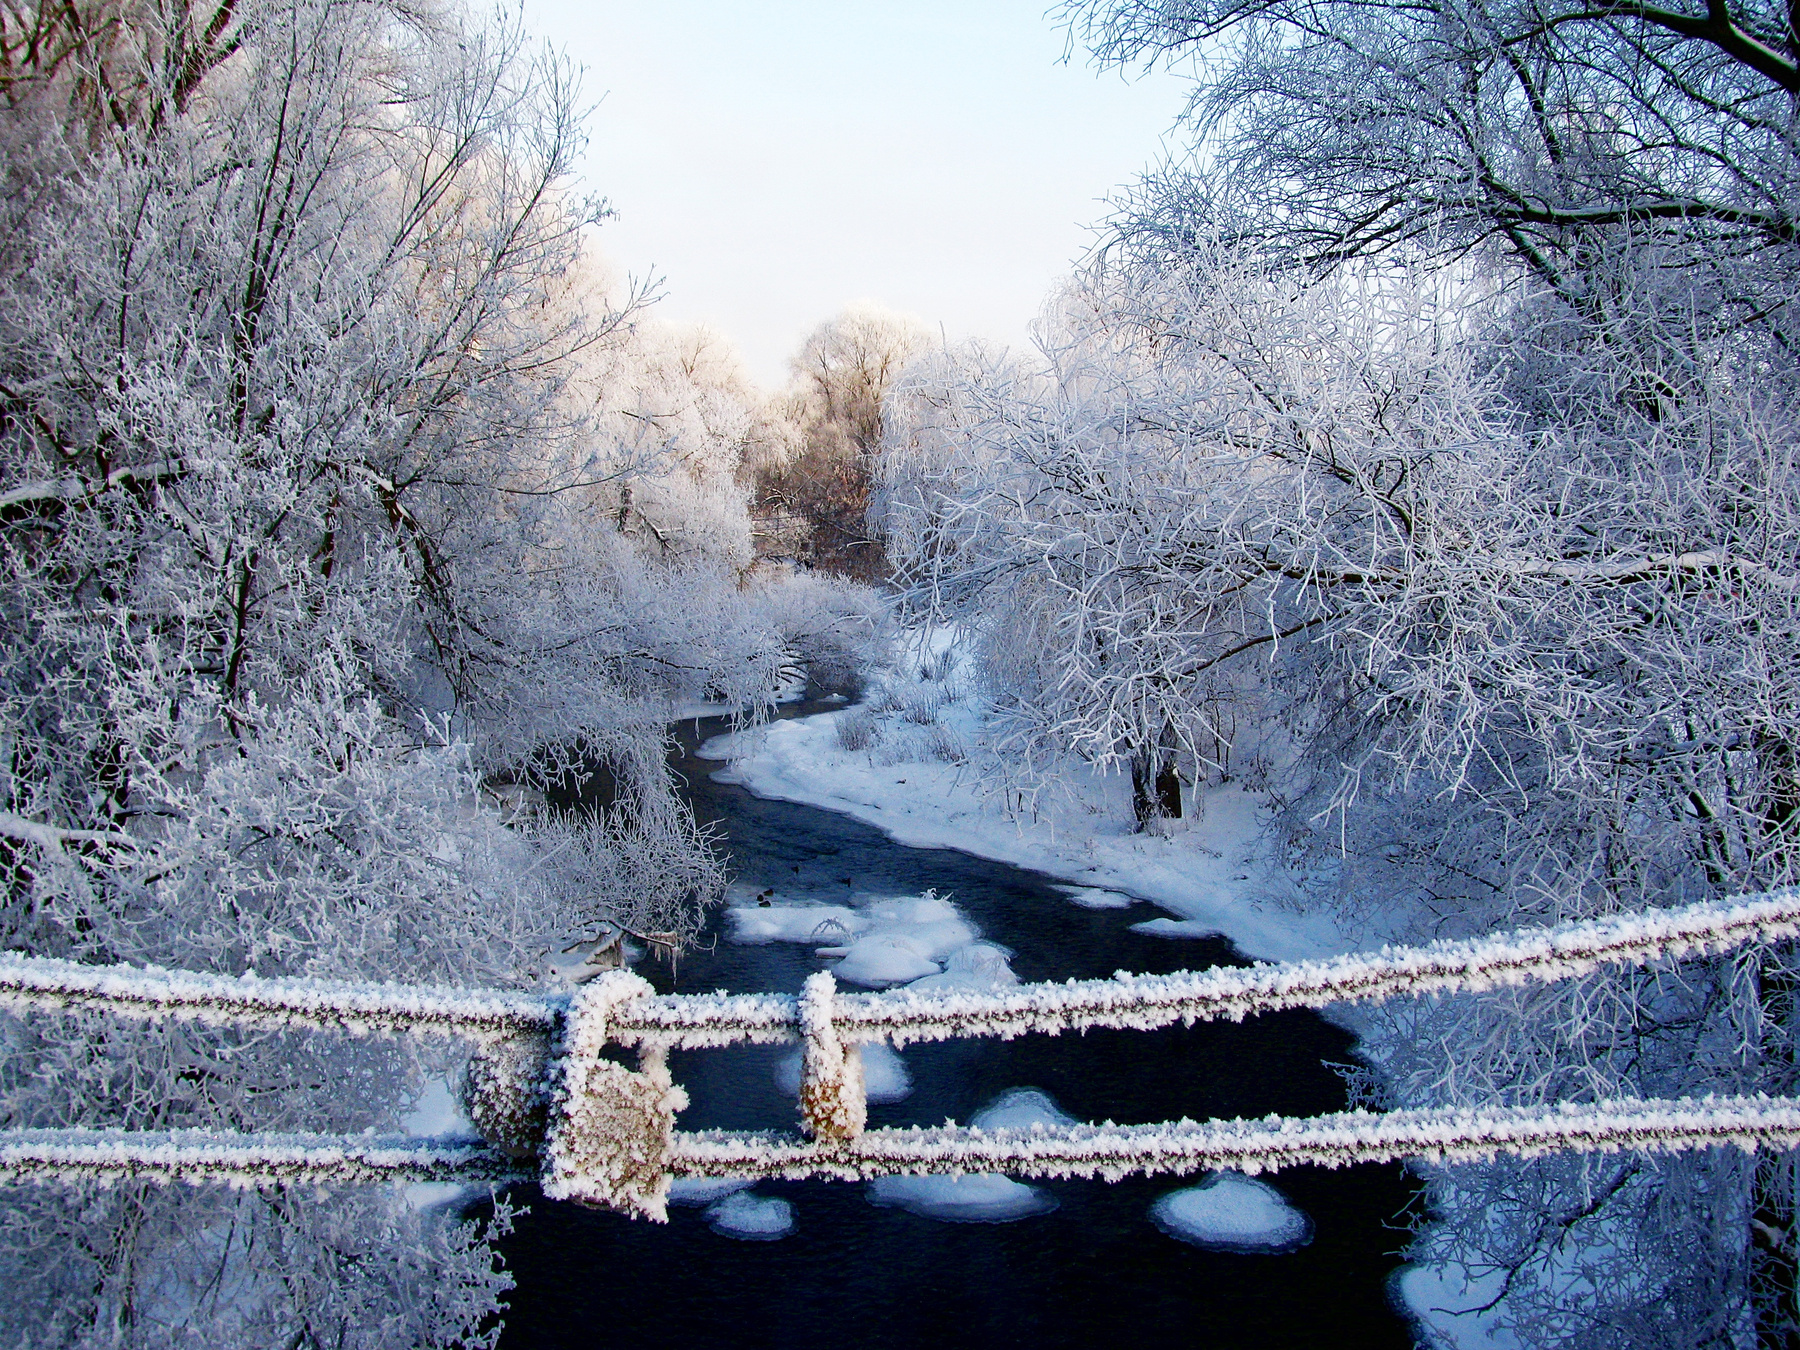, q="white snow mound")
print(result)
[729,903,863,945]
[1056,886,1137,910]
[1131,917,1224,940]
[727,887,999,991]
[867,1172,1057,1223]
[970,1088,1079,1132]
[1150,1173,1312,1252]
[830,933,941,987]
